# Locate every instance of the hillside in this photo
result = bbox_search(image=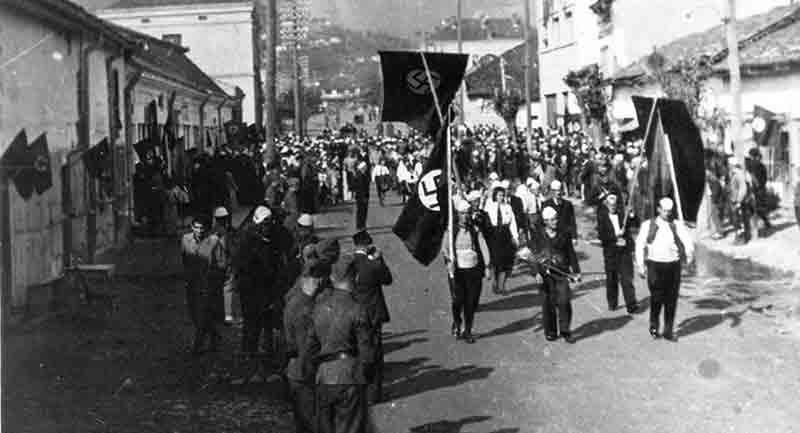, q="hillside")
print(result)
[77,0,528,38]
